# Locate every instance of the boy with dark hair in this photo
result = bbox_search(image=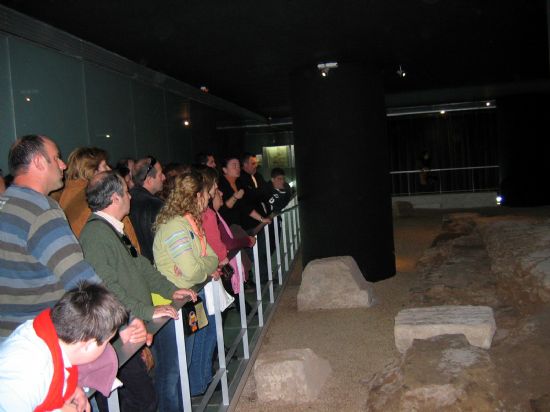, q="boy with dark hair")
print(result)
[0,282,128,412]
[266,167,293,214]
